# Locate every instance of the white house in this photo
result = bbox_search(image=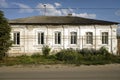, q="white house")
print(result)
[8,16,119,56]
